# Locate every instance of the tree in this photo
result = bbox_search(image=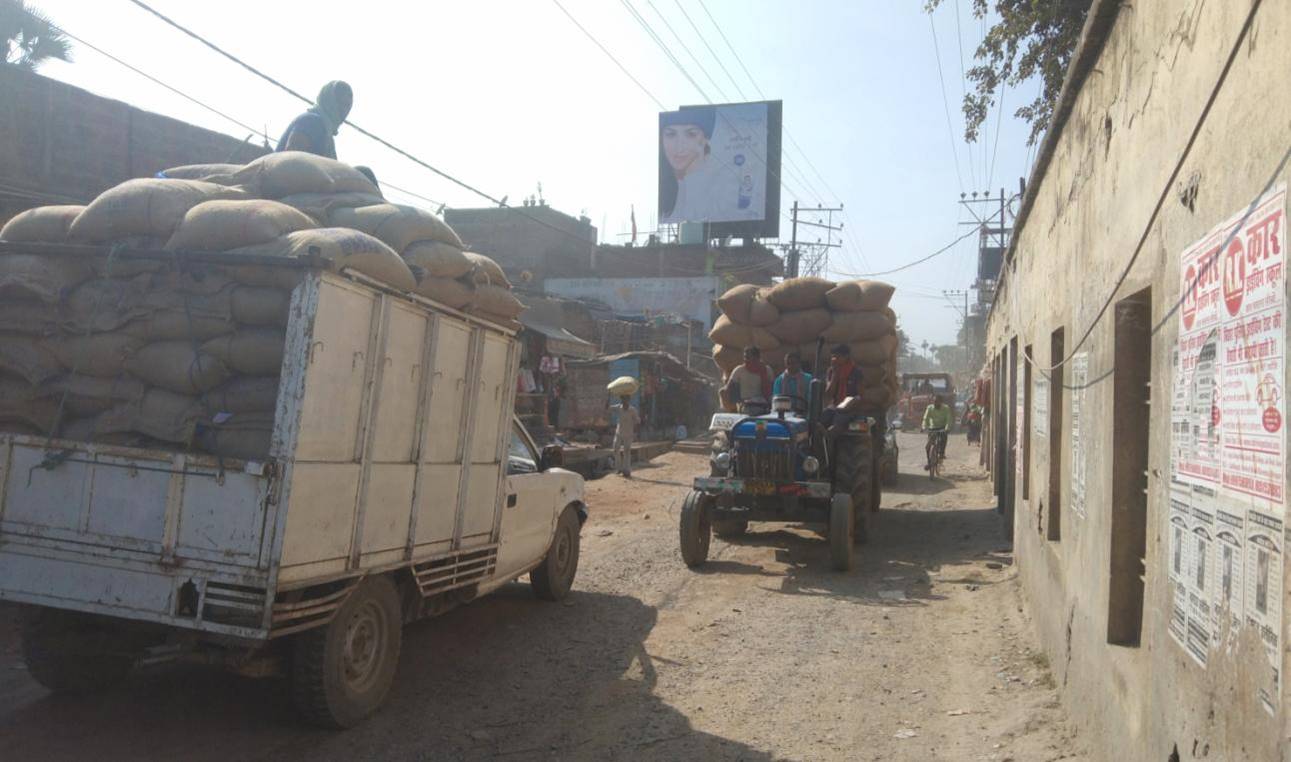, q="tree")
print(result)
[925,0,1092,146]
[2,0,72,71]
